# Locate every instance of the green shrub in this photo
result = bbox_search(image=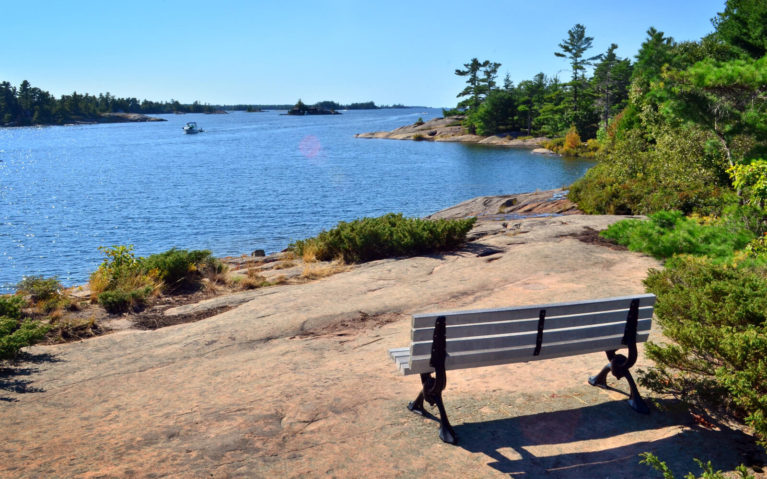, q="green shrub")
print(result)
[600,210,755,260]
[639,452,754,479]
[290,214,476,263]
[441,108,463,117]
[89,245,158,312]
[0,295,49,359]
[412,133,426,141]
[642,256,767,445]
[543,137,565,152]
[16,276,61,302]
[568,121,731,216]
[97,287,153,314]
[414,117,424,126]
[15,276,71,314]
[0,295,25,319]
[142,248,222,292]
